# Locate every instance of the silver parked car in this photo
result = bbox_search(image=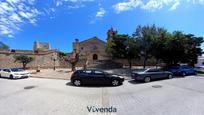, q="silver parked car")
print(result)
[131,68,173,83]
